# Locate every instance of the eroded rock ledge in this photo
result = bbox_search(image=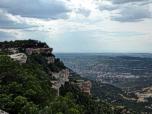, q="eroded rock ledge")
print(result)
[0,109,9,114]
